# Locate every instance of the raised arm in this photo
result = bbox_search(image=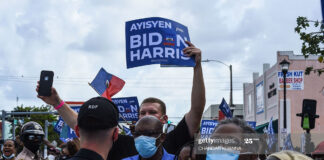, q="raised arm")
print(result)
[36,83,78,129]
[183,41,206,138]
